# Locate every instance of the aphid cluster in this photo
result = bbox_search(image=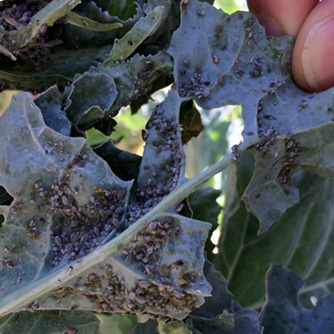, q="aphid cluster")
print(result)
[114,278,197,317]
[231,144,241,162]
[80,263,197,317]
[178,63,211,99]
[241,14,264,49]
[26,219,40,239]
[122,217,180,274]
[297,99,308,112]
[126,106,184,226]
[80,218,197,318]
[277,137,303,185]
[255,100,279,151]
[31,151,127,266]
